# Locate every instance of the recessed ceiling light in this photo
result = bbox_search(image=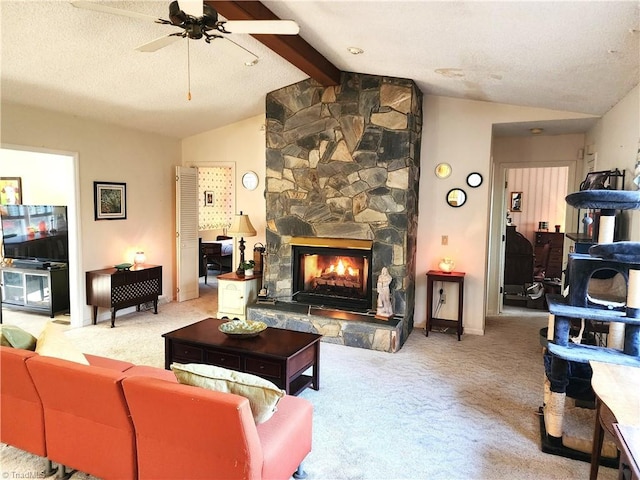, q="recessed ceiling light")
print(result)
[347,47,364,55]
[530,128,544,135]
